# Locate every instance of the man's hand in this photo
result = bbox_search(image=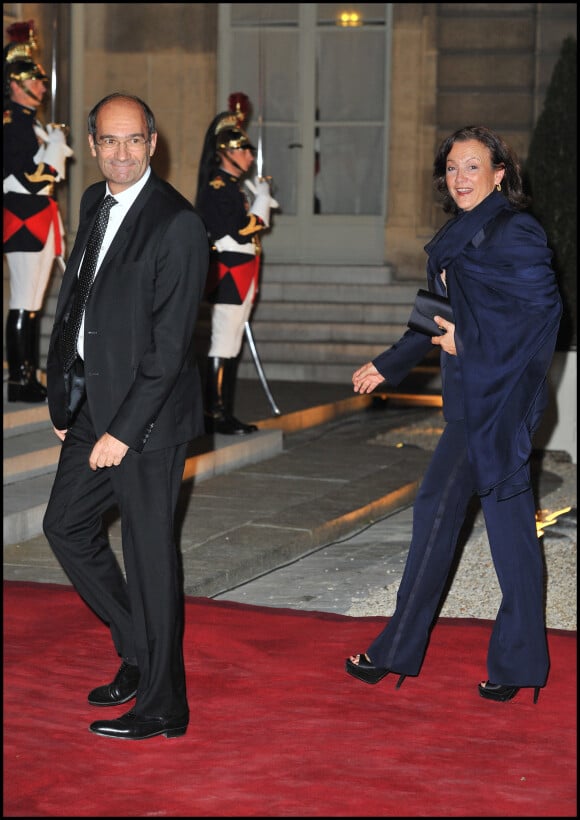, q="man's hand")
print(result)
[352,361,385,394]
[89,432,129,470]
[53,427,67,442]
[431,316,457,355]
